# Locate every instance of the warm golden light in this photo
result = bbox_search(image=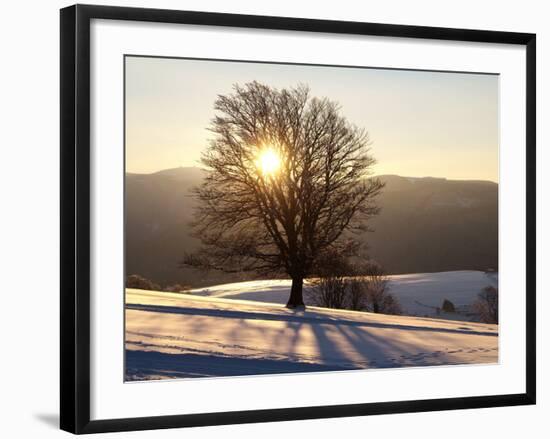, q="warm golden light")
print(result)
[256,147,281,177]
